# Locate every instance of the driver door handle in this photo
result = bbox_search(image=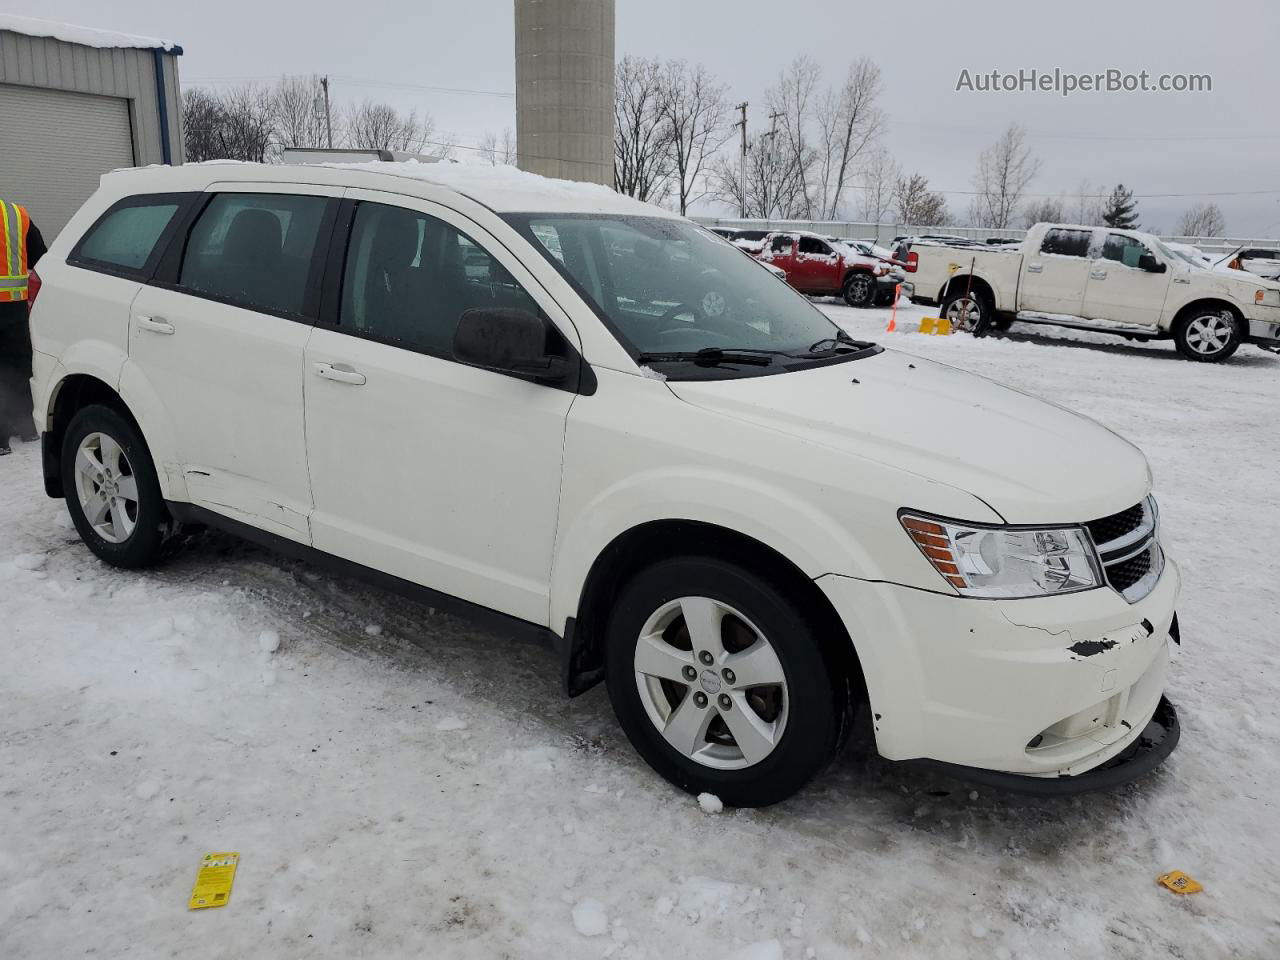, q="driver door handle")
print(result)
[1090,269,1108,280]
[313,362,367,386]
[136,316,175,335]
